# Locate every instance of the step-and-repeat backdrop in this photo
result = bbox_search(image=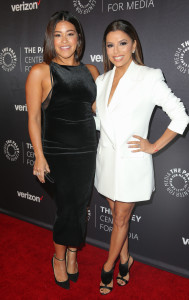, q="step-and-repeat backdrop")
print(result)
[0,0,189,278]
